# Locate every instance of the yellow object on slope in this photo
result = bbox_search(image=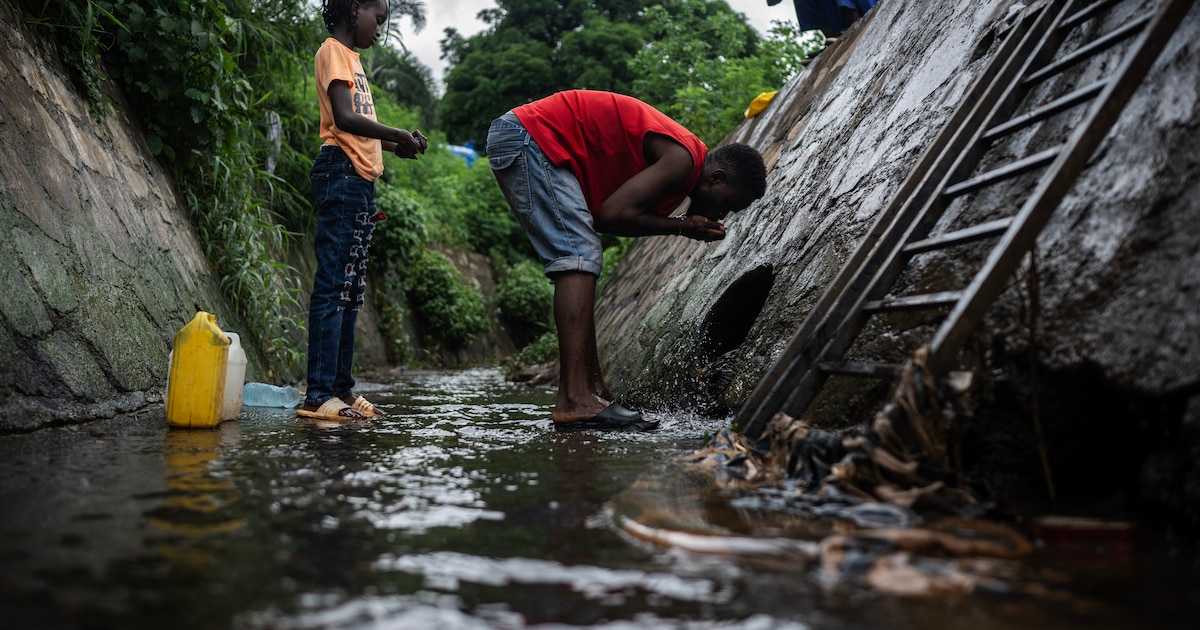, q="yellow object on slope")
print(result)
[166,311,231,429]
[744,91,777,119]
